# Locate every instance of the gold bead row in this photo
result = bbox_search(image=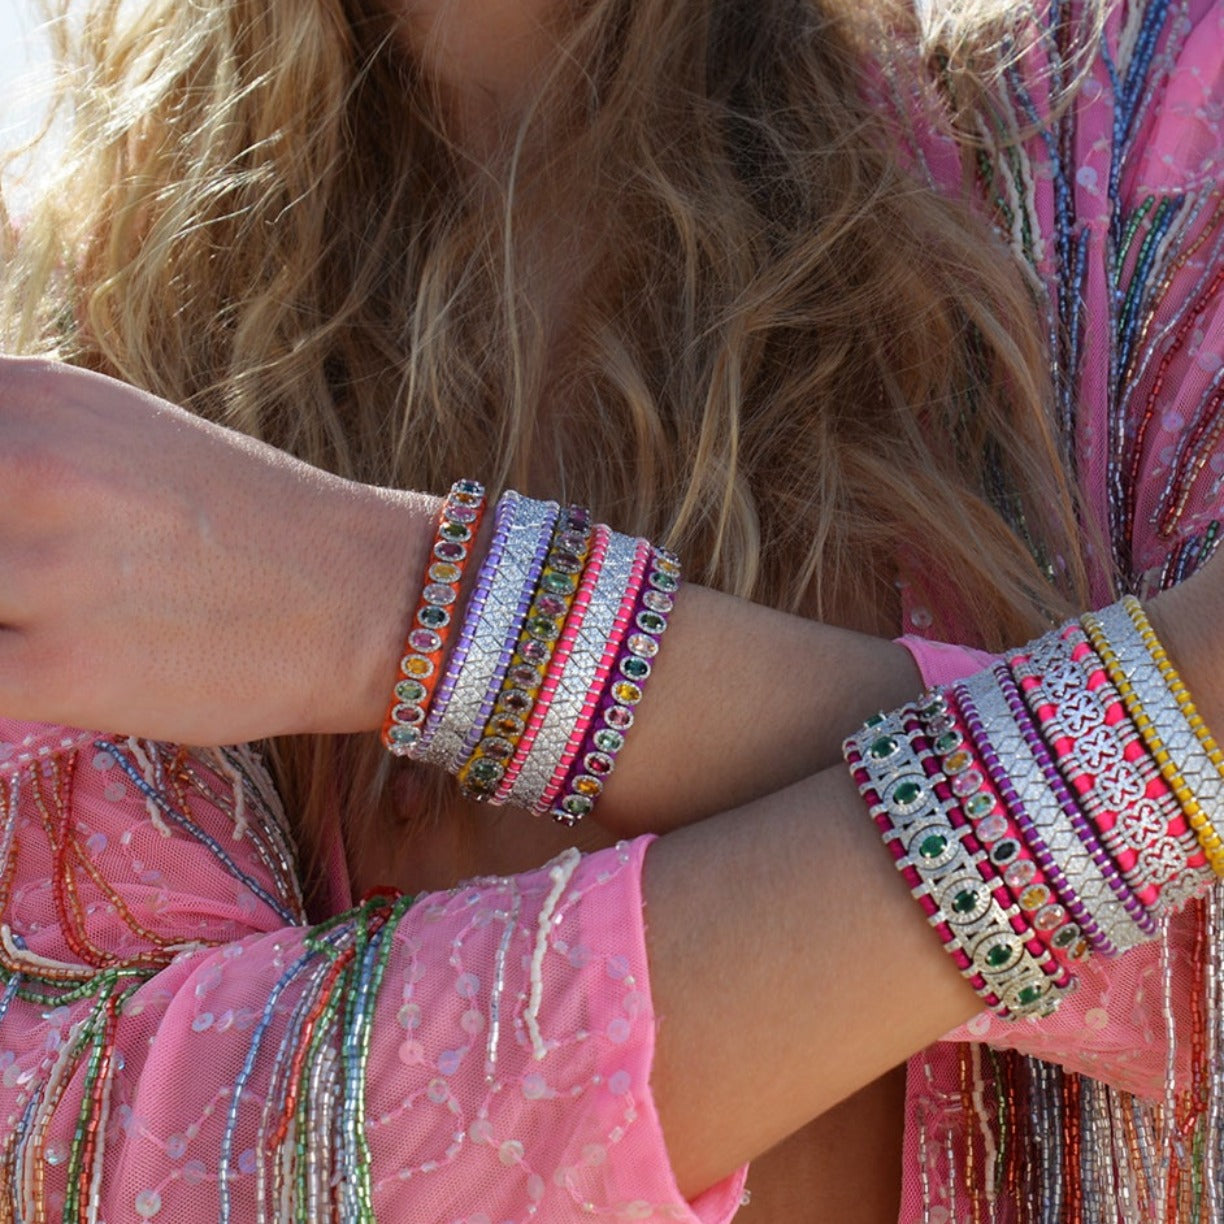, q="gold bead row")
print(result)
[1102,596,1224,876]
